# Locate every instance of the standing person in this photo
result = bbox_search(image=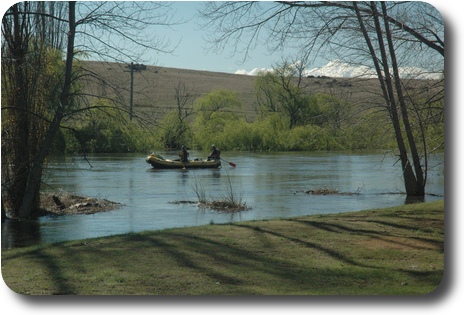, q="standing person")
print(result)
[208,145,221,161]
[178,145,189,162]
